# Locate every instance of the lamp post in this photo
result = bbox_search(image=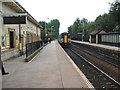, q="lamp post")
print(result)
[51,26,54,34]
[45,22,46,37]
[44,18,49,37]
[81,20,84,42]
[46,34,48,37]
